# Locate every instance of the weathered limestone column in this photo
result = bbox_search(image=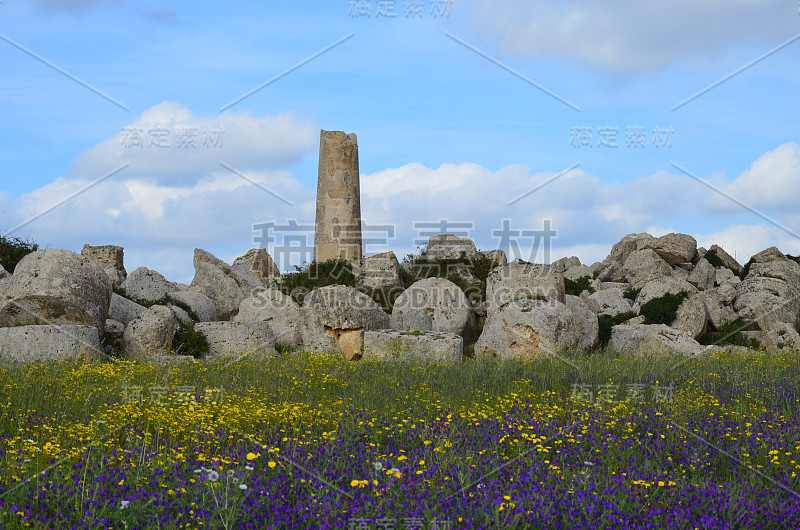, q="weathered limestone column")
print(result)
[81,244,127,288]
[314,130,362,262]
